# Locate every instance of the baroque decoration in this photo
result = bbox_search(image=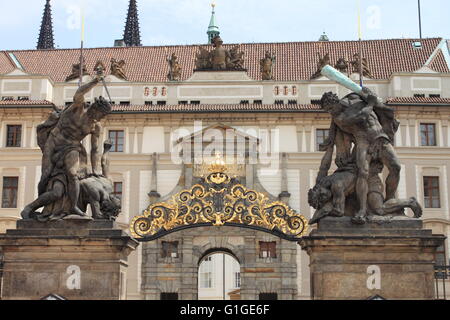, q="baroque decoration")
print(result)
[131,160,308,241]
